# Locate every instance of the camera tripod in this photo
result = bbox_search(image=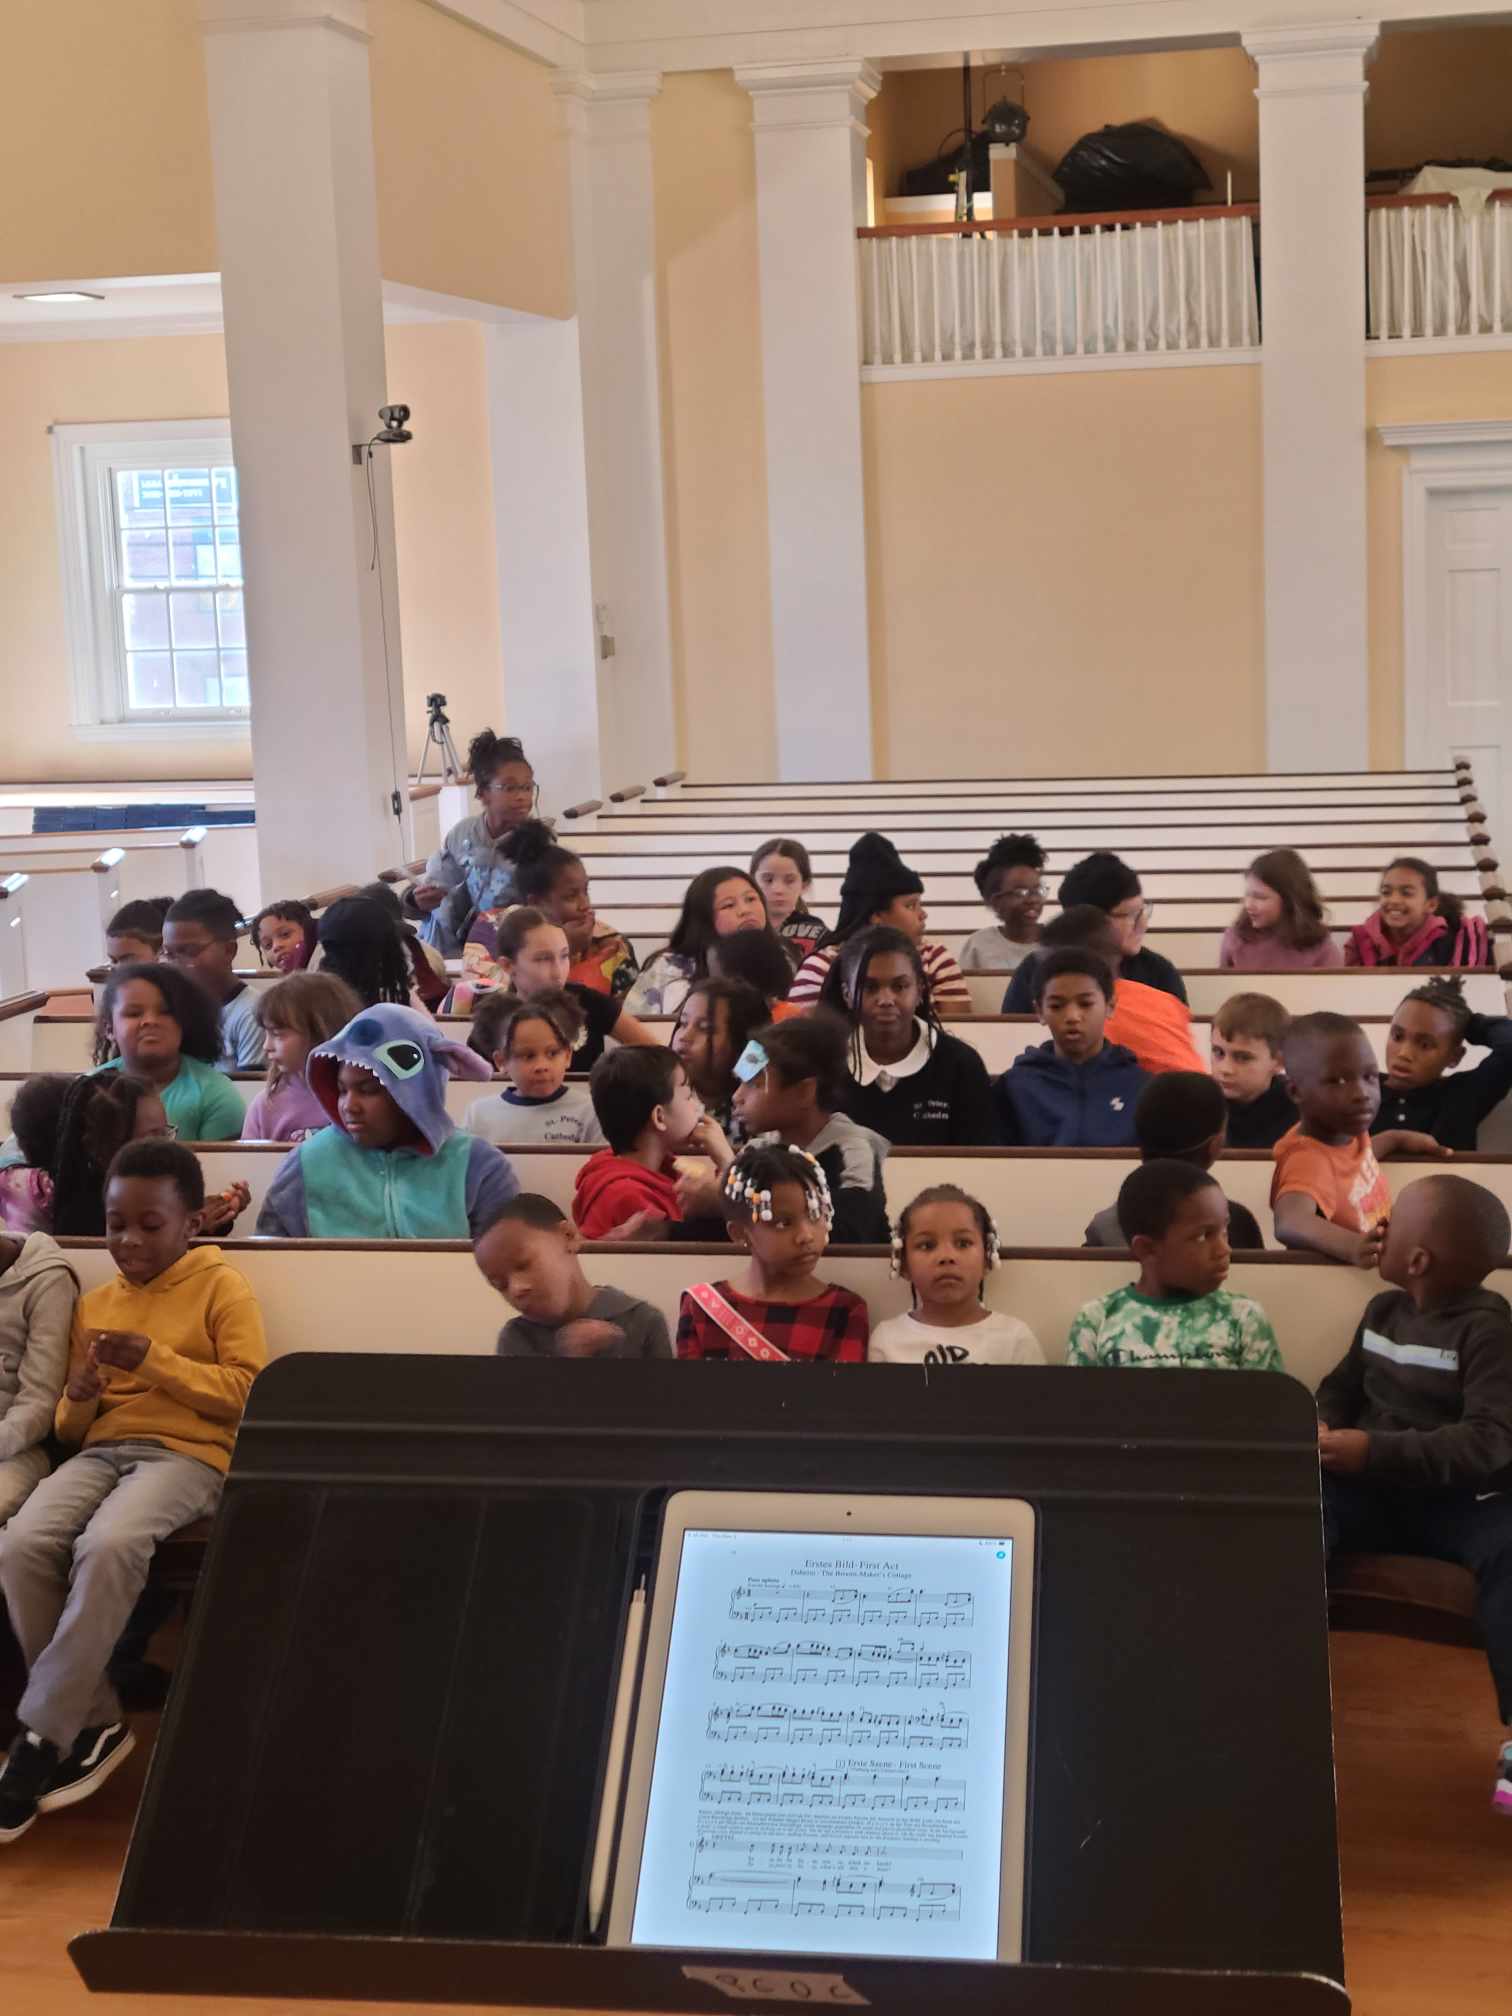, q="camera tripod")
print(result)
[415,692,463,786]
